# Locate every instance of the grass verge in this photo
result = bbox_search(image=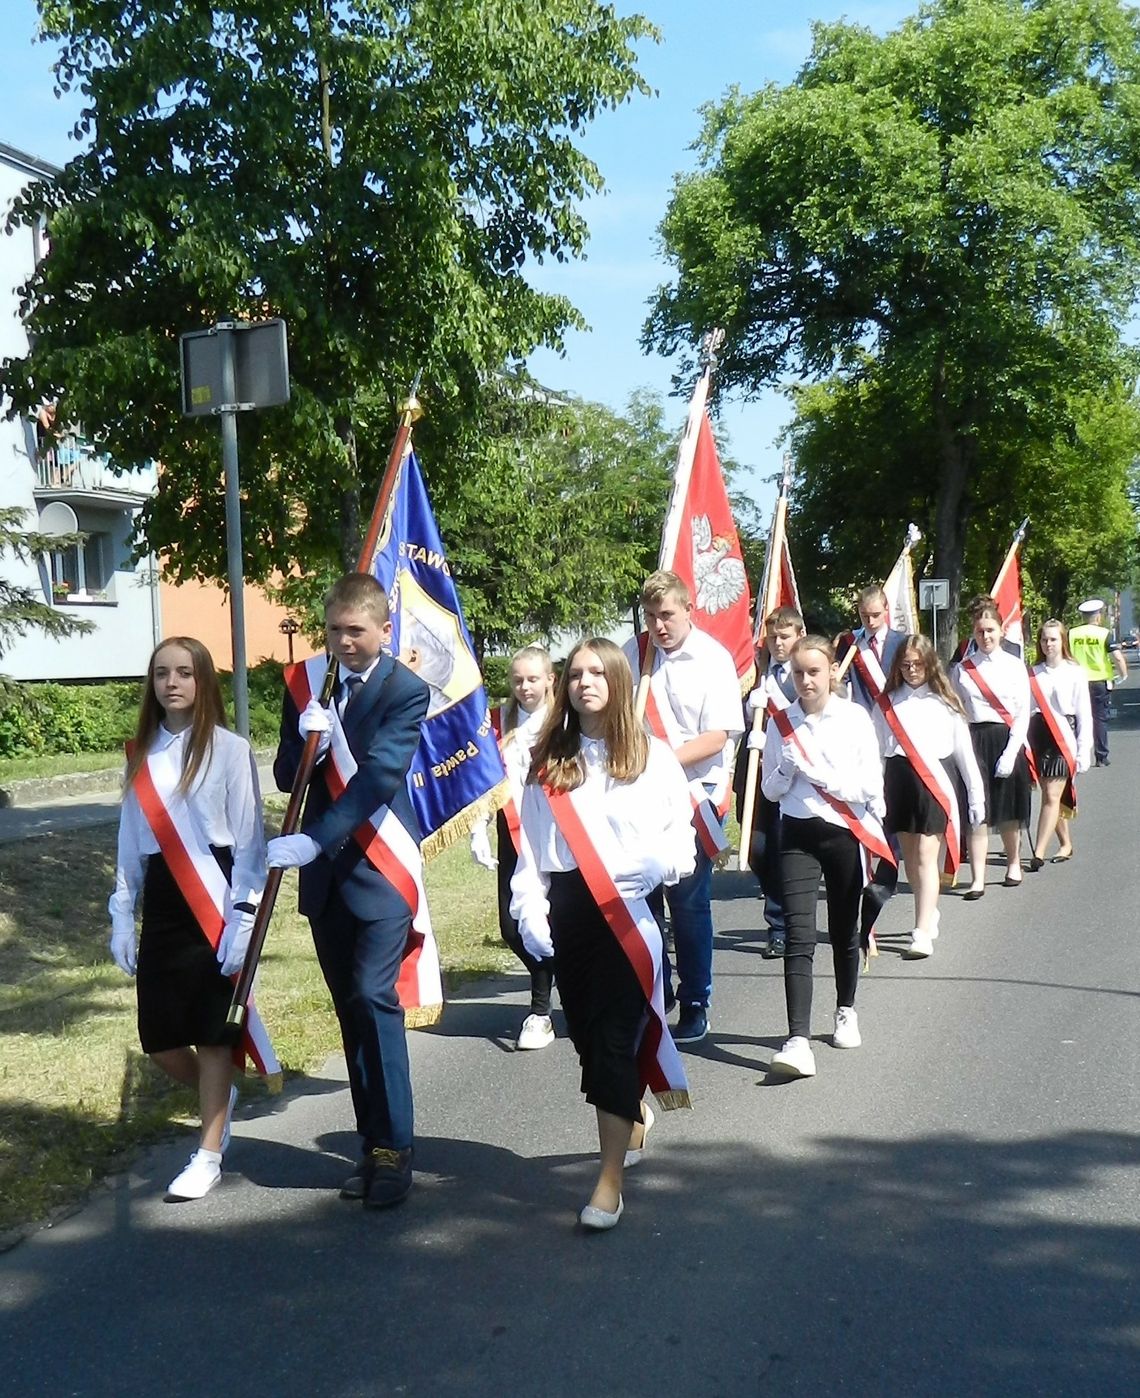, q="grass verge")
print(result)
[0,751,125,783]
[0,822,508,1237]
